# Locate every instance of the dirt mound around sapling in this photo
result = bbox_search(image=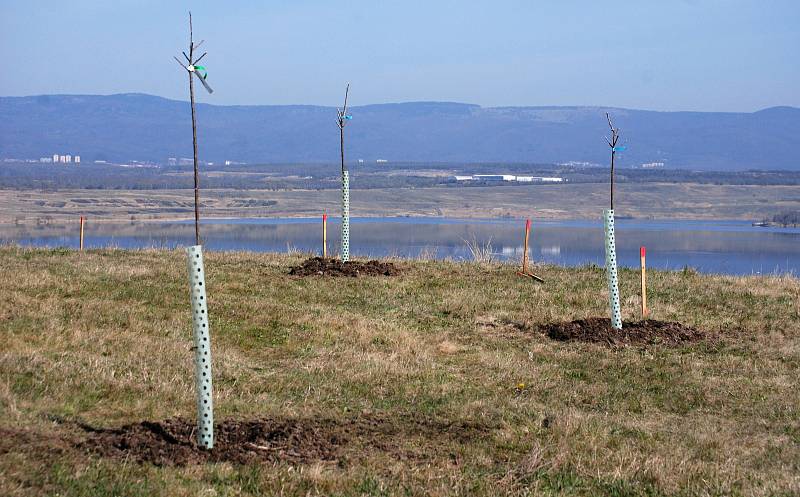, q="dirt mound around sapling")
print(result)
[79,417,344,466]
[289,257,400,277]
[77,415,489,466]
[538,318,708,347]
